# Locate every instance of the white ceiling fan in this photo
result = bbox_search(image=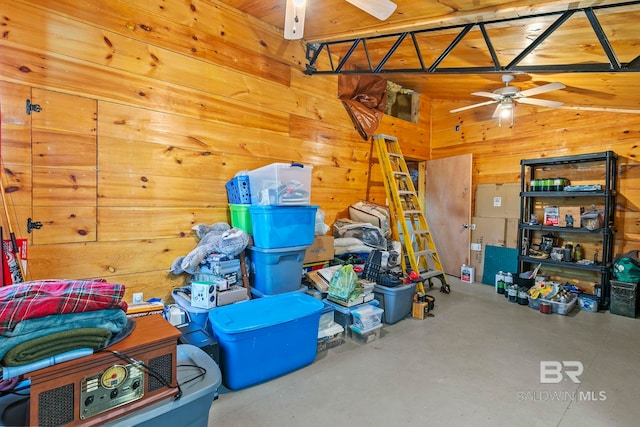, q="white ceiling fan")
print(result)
[450,75,566,126]
[284,0,397,40]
